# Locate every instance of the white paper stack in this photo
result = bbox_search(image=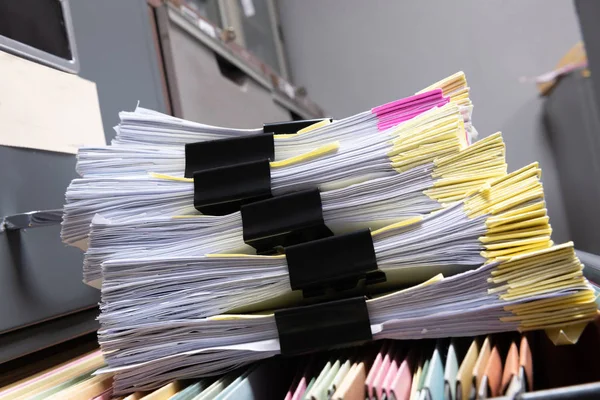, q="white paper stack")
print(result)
[82,133,506,285]
[97,162,549,324]
[62,102,471,249]
[55,70,598,396]
[77,72,473,178]
[97,243,597,393]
